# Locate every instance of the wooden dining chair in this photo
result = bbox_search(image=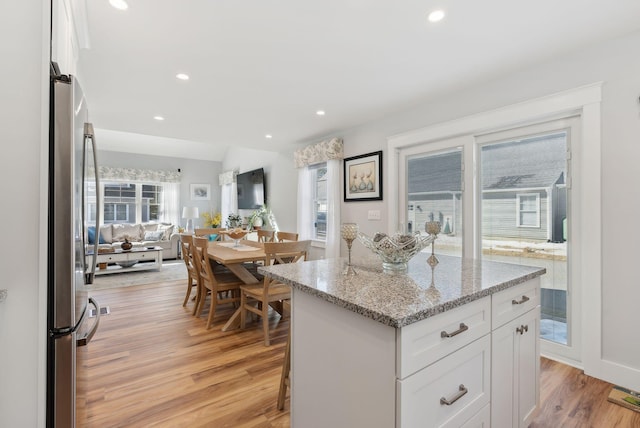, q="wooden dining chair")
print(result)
[179,233,199,308]
[277,299,292,410]
[195,227,226,241]
[240,240,310,346]
[192,236,244,329]
[257,229,275,243]
[275,231,298,242]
